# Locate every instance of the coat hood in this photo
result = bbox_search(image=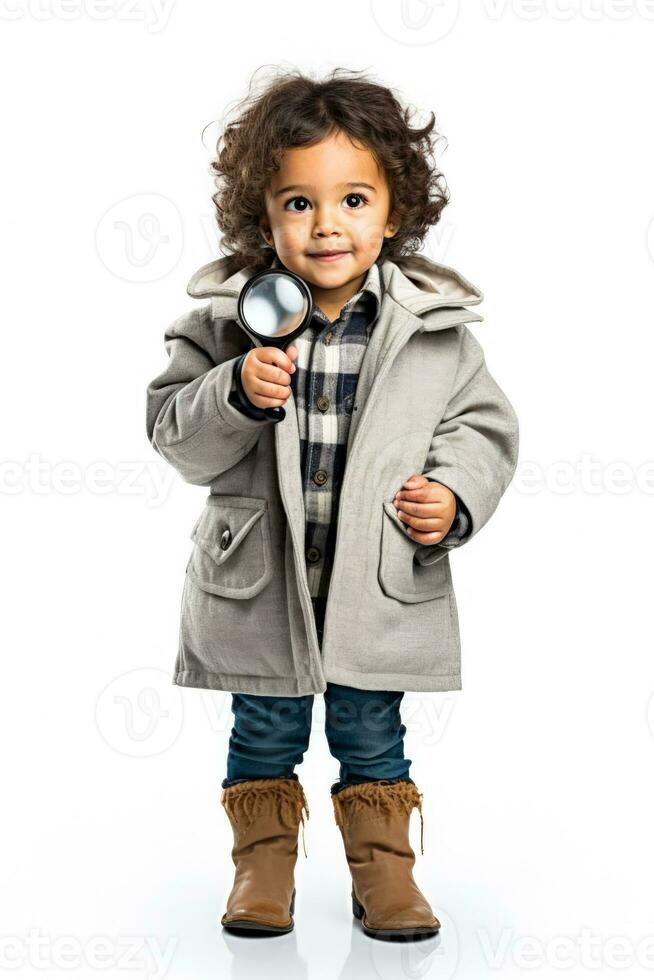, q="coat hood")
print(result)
[186,250,484,325]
